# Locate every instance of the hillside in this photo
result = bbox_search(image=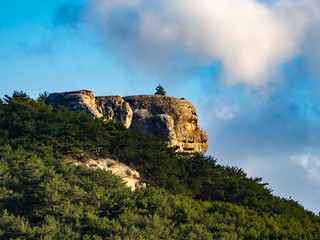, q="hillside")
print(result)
[0,91,319,239]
